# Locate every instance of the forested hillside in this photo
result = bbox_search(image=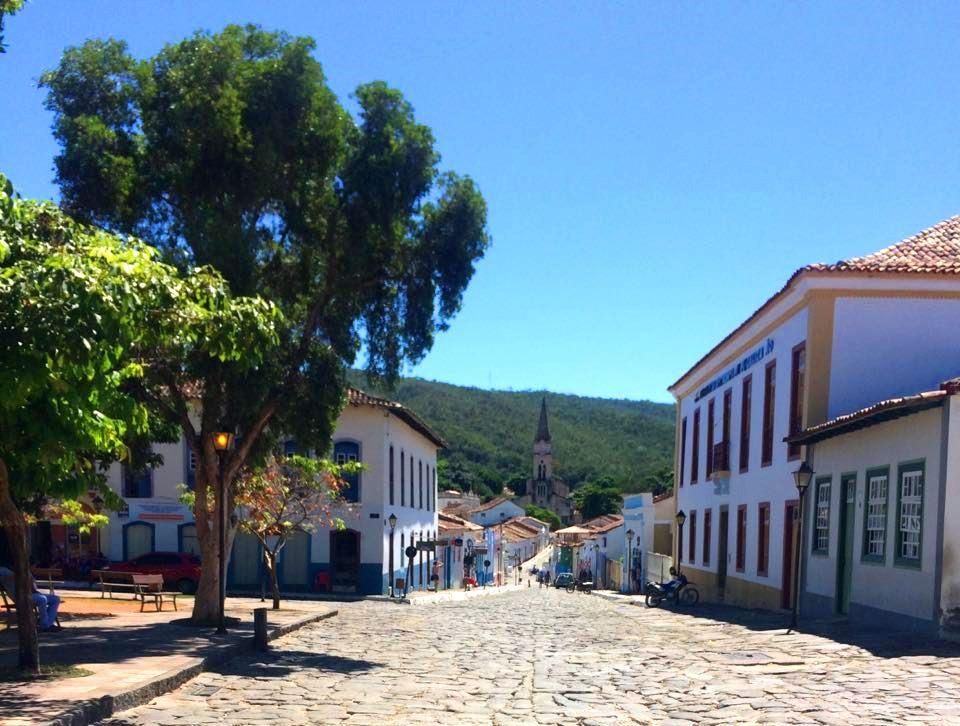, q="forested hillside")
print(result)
[350,374,676,499]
